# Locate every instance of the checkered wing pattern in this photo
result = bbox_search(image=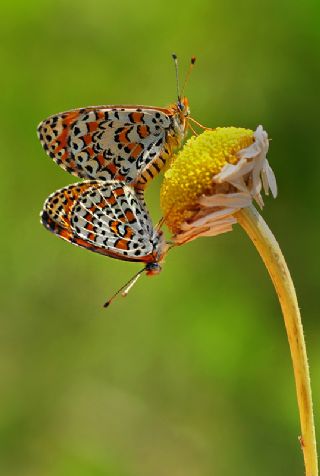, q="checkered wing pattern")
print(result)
[37,106,183,187]
[41,180,162,262]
